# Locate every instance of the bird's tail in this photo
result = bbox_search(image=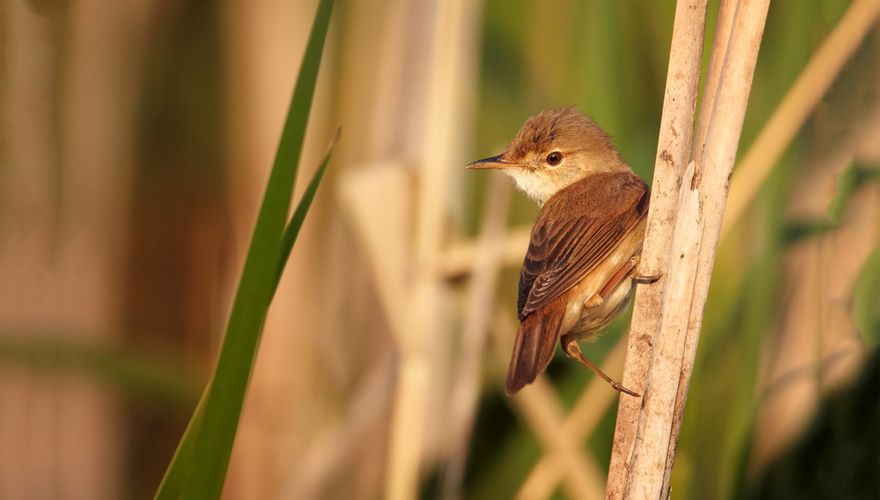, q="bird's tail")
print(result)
[505,305,564,395]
